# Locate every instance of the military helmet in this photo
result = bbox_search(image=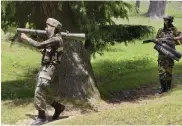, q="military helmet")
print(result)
[46,18,62,31]
[163,15,174,22]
